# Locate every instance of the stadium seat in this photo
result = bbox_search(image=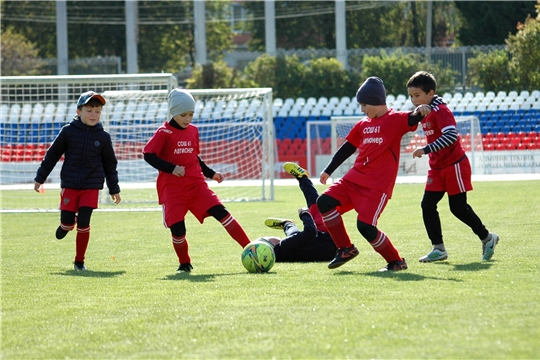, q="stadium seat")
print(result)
[295,97,306,107]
